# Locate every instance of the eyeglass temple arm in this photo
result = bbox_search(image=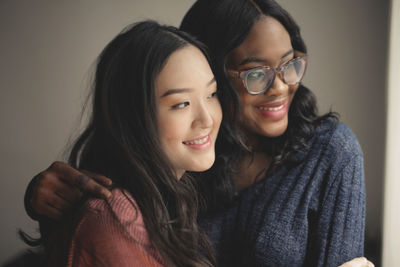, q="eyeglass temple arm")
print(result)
[226,69,241,78]
[294,50,307,58]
